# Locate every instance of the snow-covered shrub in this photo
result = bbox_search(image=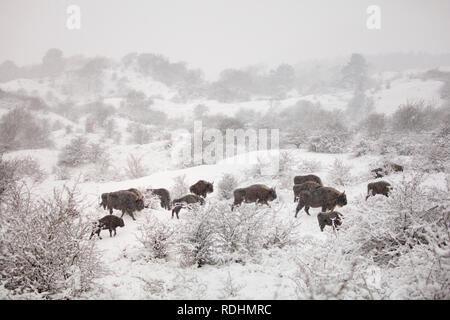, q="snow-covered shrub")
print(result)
[57,137,108,167]
[391,100,428,133]
[129,124,151,145]
[10,156,46,182]
[308,133,348,154]
[297,158,322,172]
[137,214,177,260]
[0,107,53,150]
[416,126,450,172]
[0,184,102,298]
[171,175,189,200]
[219,272,245,299]
[177,202,301,267]
[327,158,354,186]
[53,165,72,181]
[177,206,218,267]
[217,173,239,200]
[278,151,295,174]
[125,154,148,179]
[0,154,18,201]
